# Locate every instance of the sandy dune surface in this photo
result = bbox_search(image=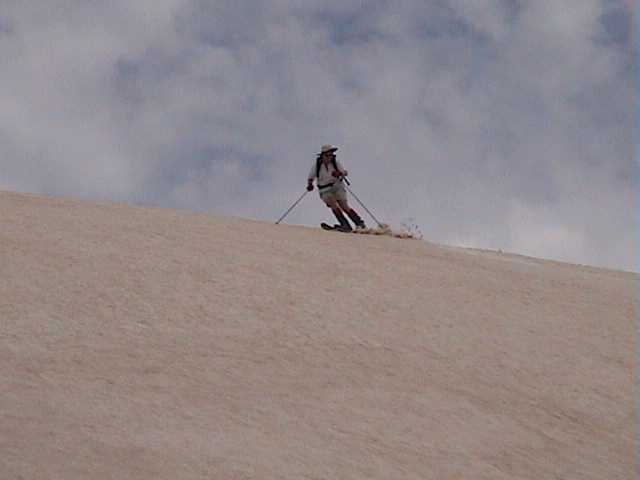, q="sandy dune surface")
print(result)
[0,191,635,479]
